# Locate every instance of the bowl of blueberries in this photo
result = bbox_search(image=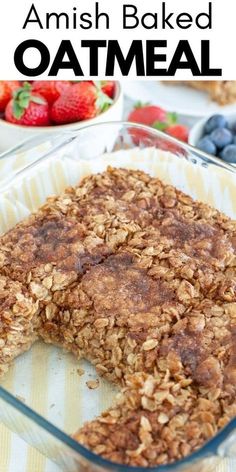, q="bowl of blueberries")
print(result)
[189,114,236,164]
